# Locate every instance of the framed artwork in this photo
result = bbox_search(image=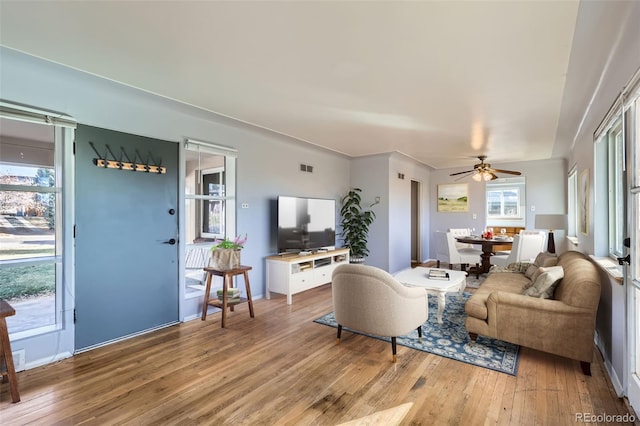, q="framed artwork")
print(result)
[437,183,469,212]
[579,168,589,235]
